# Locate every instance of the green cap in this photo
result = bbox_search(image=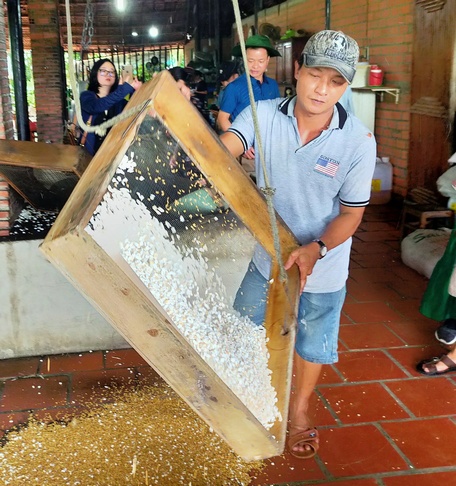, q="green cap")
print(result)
[232,34,281,58]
